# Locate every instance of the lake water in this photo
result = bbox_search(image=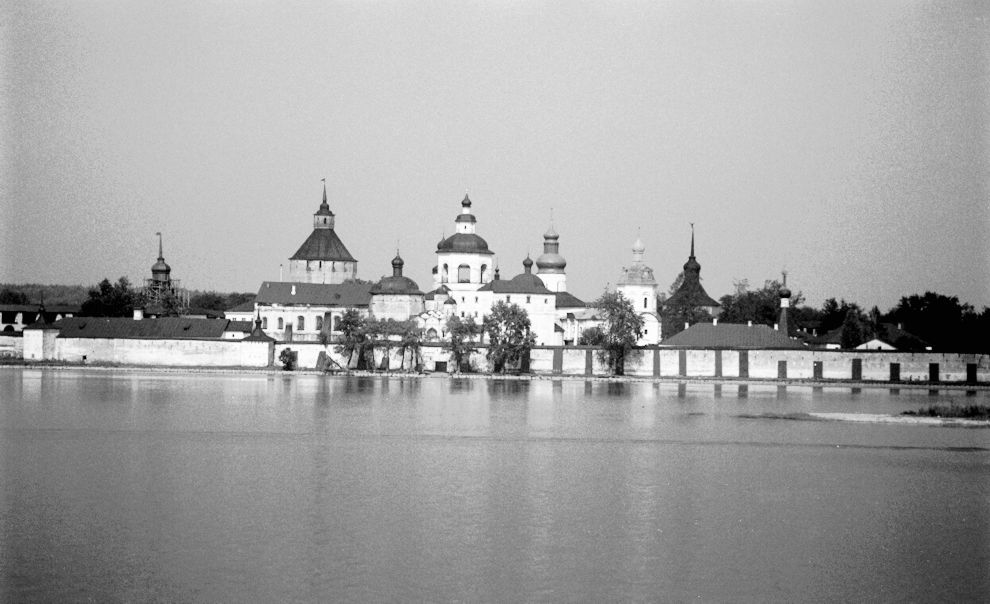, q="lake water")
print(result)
[1,367,988,602]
